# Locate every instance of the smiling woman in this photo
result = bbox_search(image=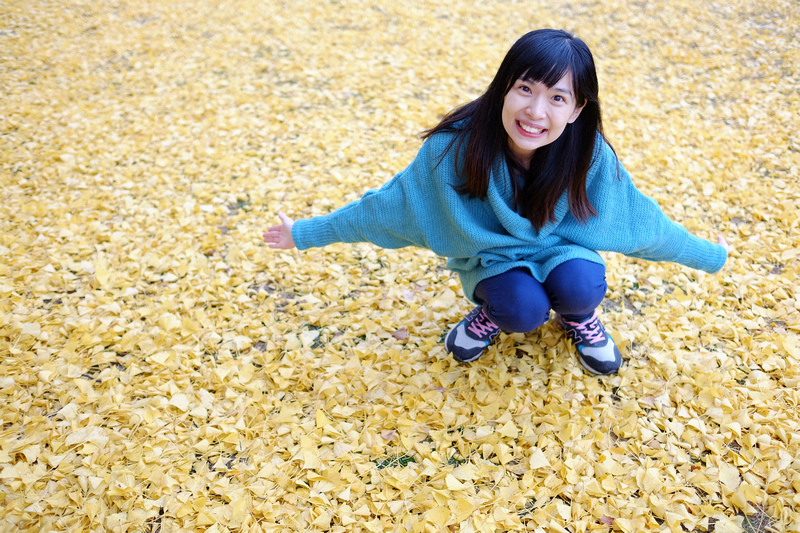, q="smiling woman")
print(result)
[264,29,728,375]
[502,74,584,168]
[424,29,605,229]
